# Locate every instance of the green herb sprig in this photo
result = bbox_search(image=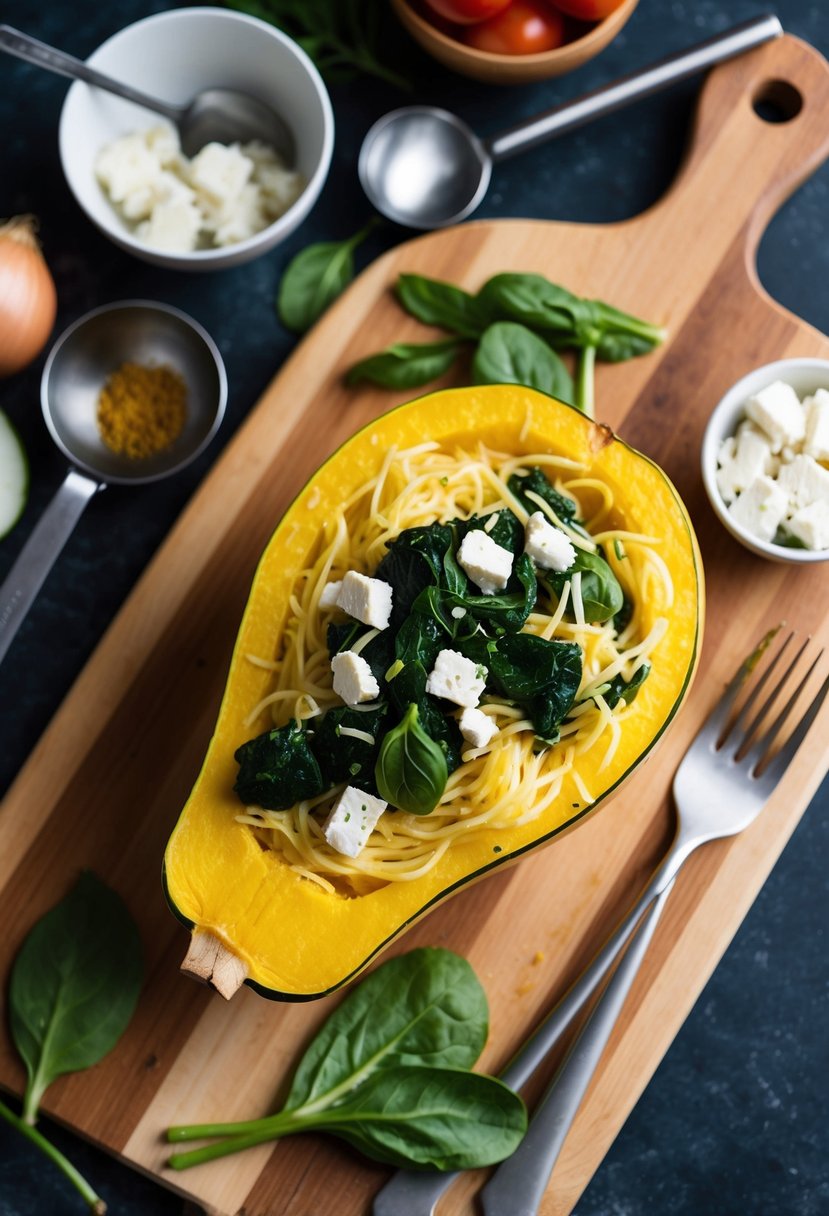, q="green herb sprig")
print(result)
[2,872,143,1214]
[167,948,526,1172]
